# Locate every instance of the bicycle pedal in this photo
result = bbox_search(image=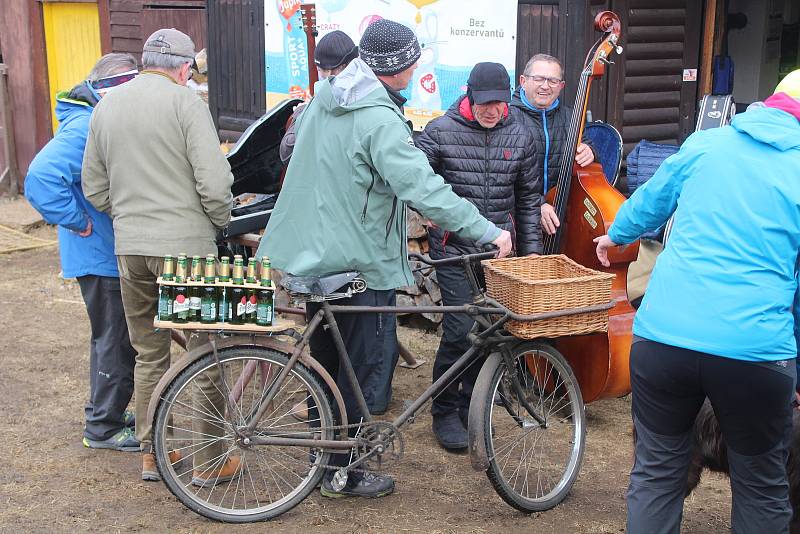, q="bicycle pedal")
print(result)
[331,469,348,491]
